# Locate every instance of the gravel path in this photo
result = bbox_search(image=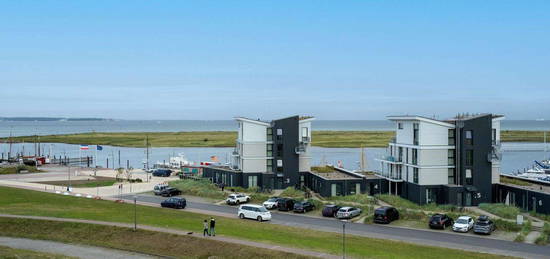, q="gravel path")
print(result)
[0,236,155,259]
